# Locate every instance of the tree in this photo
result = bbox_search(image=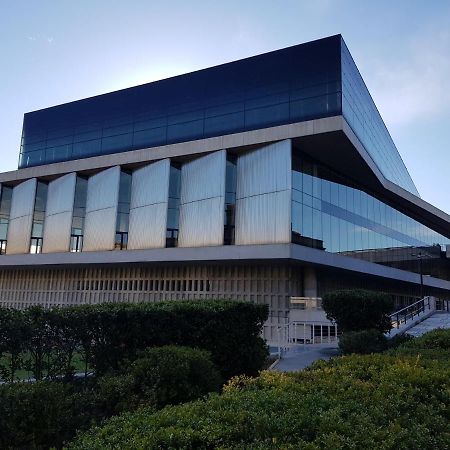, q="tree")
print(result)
[322,289,394,333]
